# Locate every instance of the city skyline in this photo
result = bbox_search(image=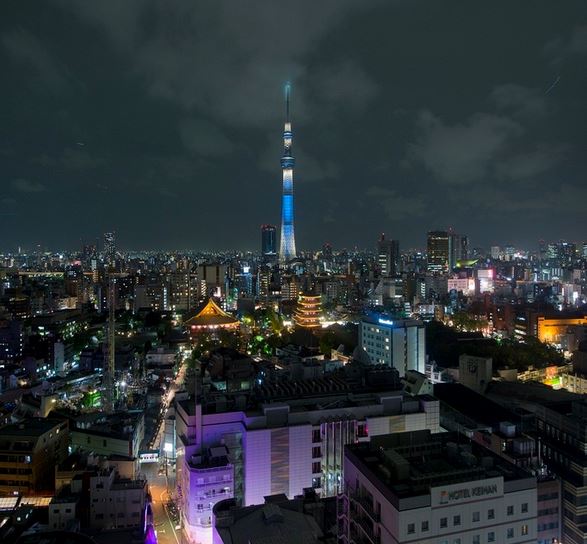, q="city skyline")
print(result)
[1,2,586,250]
